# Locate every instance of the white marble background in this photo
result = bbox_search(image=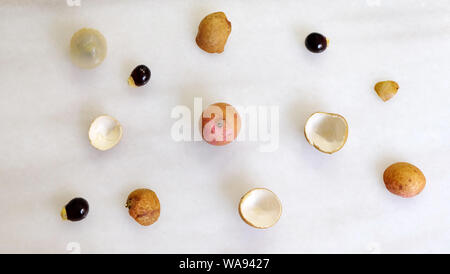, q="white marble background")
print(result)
[0,0,449,253]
